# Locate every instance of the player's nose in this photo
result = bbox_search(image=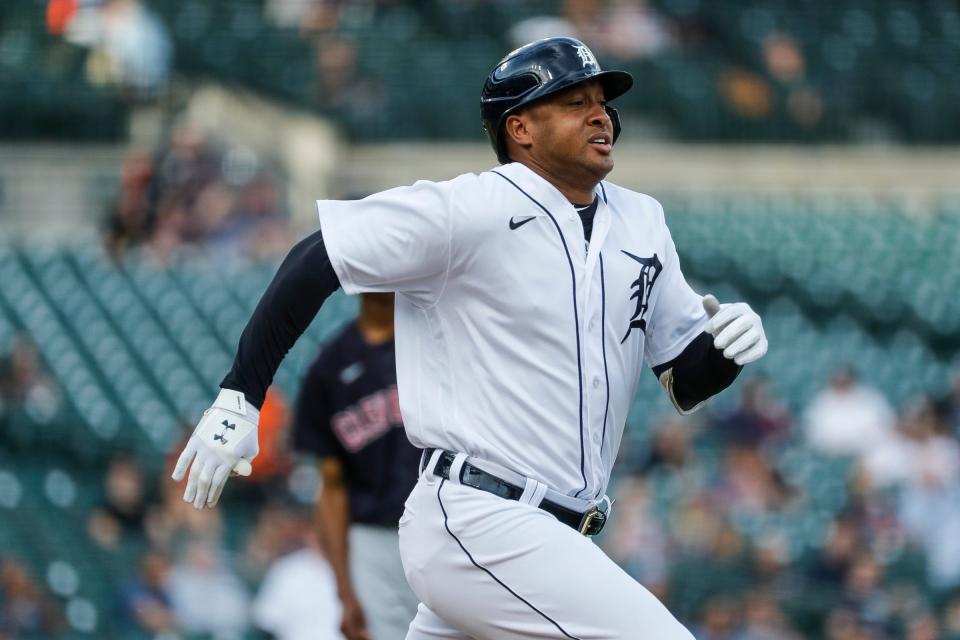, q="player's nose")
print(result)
[587,103,611,129]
